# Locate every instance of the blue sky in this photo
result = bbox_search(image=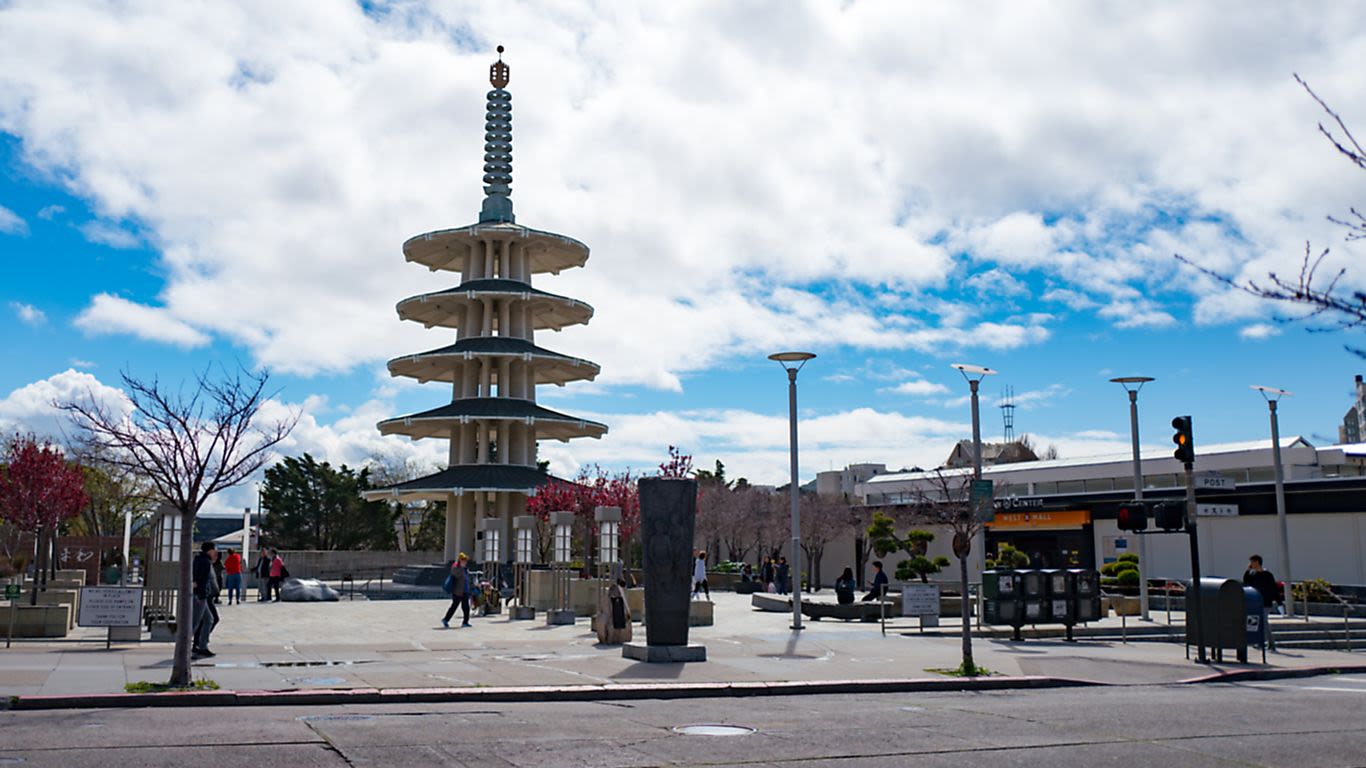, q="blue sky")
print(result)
[1,2,1364,515]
